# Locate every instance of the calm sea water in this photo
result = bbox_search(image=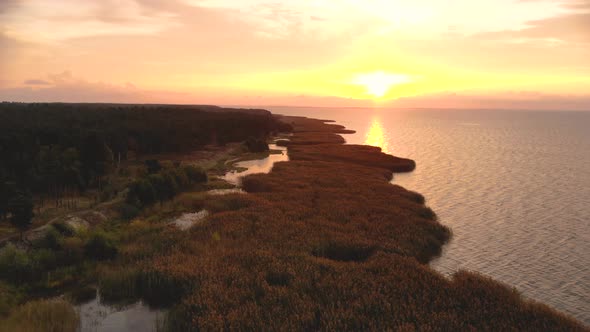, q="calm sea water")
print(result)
[268,106,590,325]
